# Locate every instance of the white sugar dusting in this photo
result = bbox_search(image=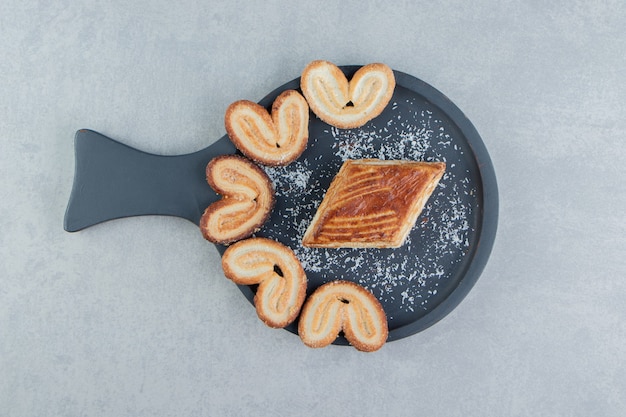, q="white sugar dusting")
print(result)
[264,160,313,196]
[331,111,433,162]
[260,98,478,321]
